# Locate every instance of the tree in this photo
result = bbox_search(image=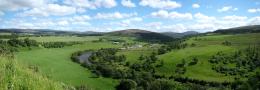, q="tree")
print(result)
[189,57,198,66]
[138,54,145,61]
[190,43,196,47]
[116,79,137,90]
